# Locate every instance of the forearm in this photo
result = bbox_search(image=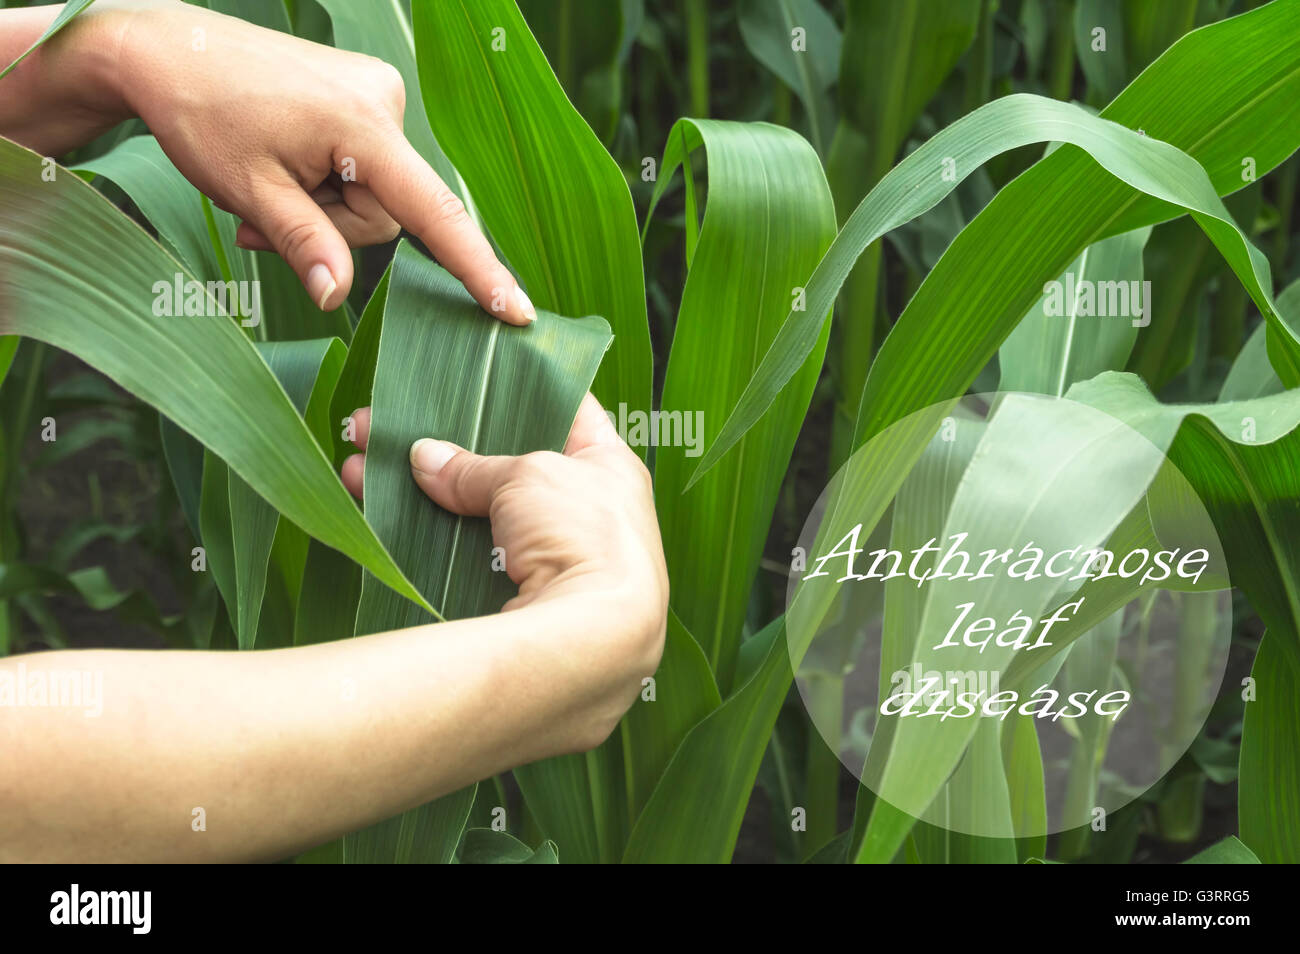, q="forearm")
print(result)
[0,2,131,155]
[0,593,625,863]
